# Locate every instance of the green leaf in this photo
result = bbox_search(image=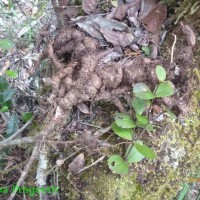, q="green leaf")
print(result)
[136,114,148,126]
[125,143,145,163]
[177,183,189,200]
[6,113,19,137]
[0,76,8,92]
[22,112,33,122]
[135,142,156,159]
[111,122,133,141]
[142,46,151,56]
[133,83,155,100]
[0,39,14,50]
[5,70,17,78]
[108,155,129,174]
[156,65,166,81]
[0,106,9,112]
[131,98,150,115]
[155,81,174,97]
[115,113,135,129]
[3,88,14,102]
[136,114,154,131]
[111,0,118,7]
